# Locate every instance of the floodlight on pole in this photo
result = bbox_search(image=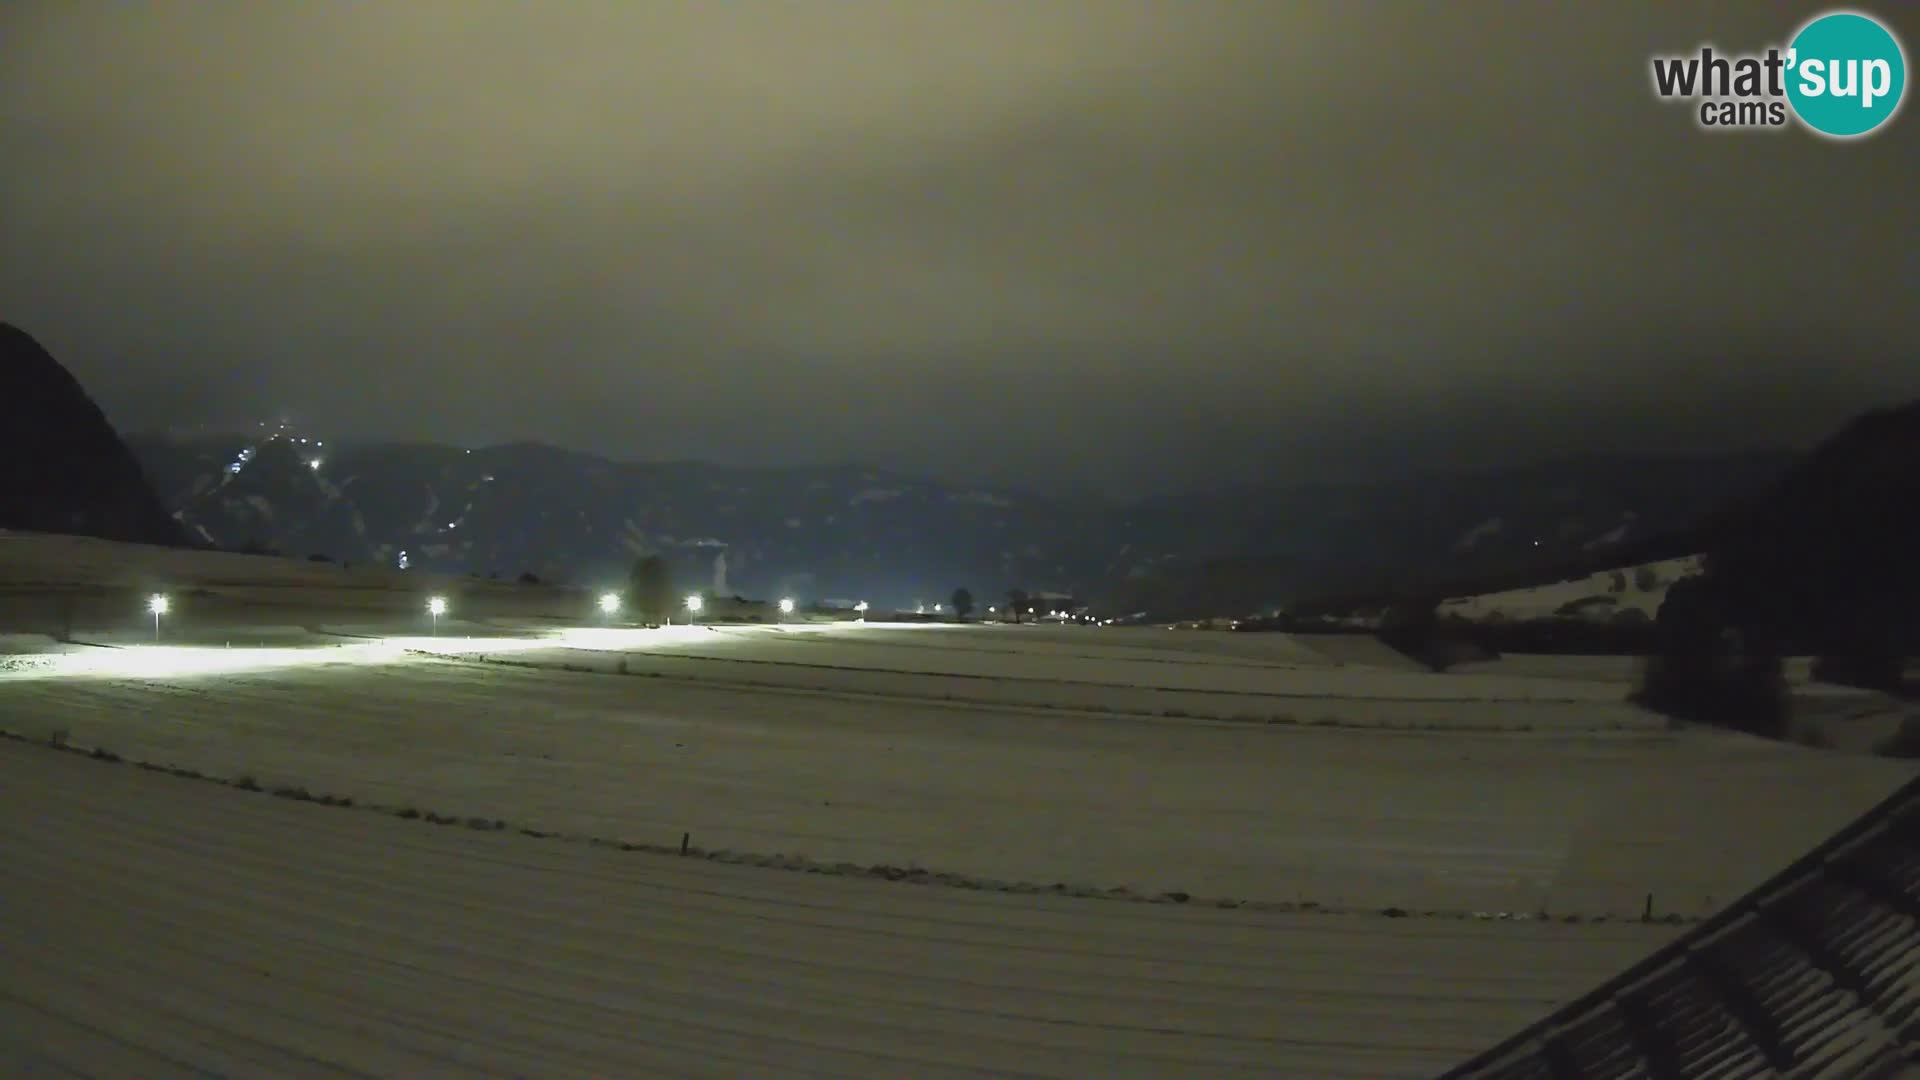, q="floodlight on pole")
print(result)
[148,593,169,639]
[427,595,447,634]
[598,592,621,616]
[685,594,704,622]
[778,597,795,614]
